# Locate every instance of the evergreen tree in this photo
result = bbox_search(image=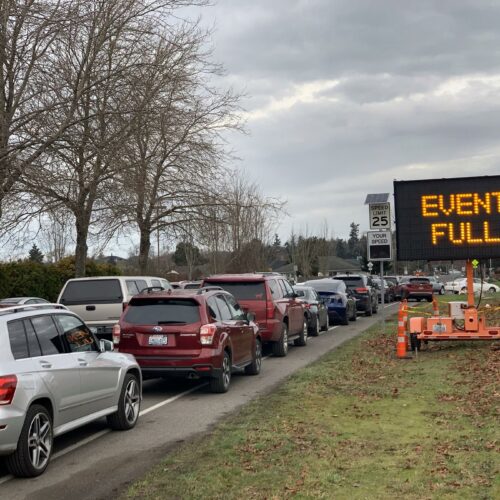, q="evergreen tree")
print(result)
[28,244,44,263]
[347,222,360,258]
